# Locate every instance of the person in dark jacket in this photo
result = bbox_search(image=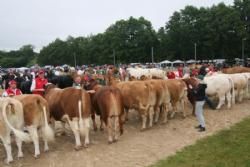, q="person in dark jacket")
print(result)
[189,77,207,132]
